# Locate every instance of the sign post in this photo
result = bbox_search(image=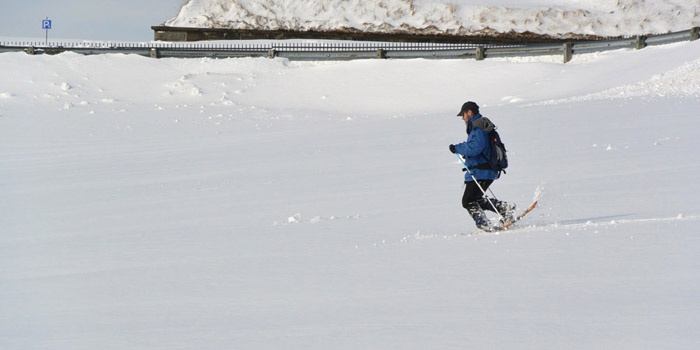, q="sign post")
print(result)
[42,17,52,45]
